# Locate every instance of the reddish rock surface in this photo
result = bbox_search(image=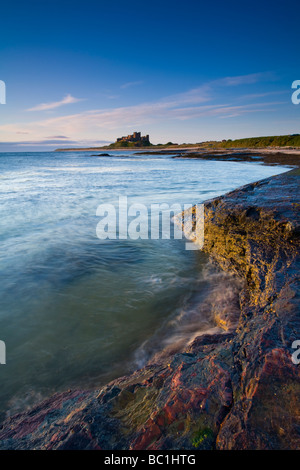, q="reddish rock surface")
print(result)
[0,169,299,450]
